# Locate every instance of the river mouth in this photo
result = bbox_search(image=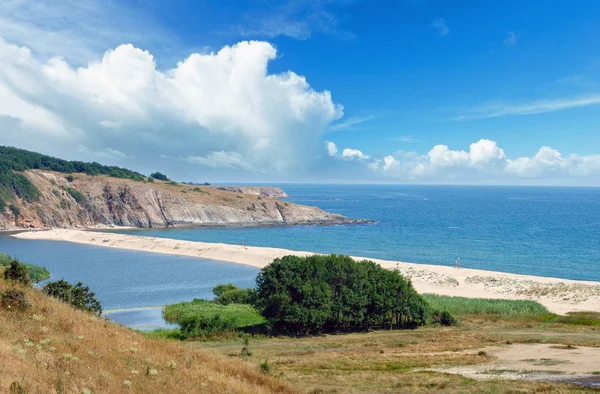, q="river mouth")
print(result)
[103,307,176,331]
